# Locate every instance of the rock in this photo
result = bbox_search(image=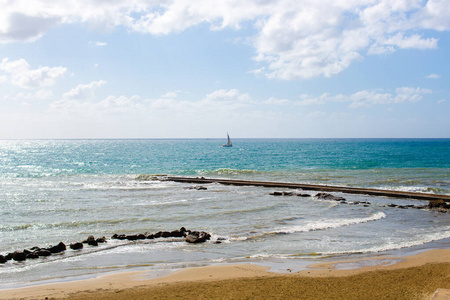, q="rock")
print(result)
[12,251,27,261]
[186,231,211,244]
[88,240,99,246]
[36,249,52,257]
[296,193,311,197]
[0,255,7,264]
[96,237,107,243]
[112,234,127,240]
[428,200,449,209]
[26,252,39,259]
[185,186,208,190]
[48,242,66,254]
[314,193,346,201]
[84,236,96,244]
[70,242,84,250]
[5,253,14,260]
[170,229,186,238]
[269,192,283,196]
[154,231,171,238]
